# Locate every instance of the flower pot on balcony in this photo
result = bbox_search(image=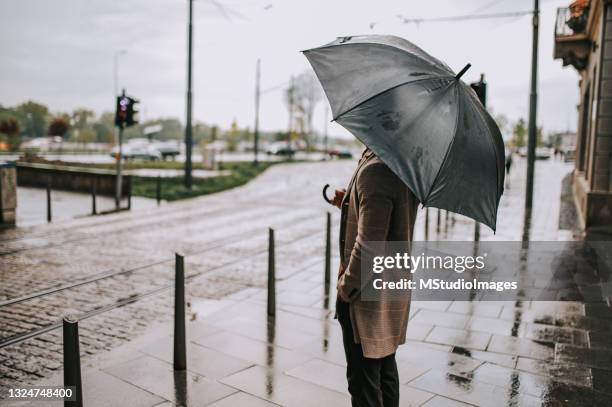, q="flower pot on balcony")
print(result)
[567,13,588,33]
